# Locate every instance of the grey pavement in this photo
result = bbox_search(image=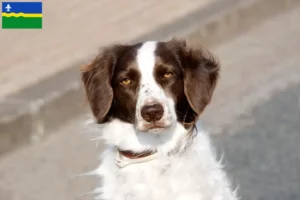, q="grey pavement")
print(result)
[208,7,300,200]
[0,0,213,99]
[201,6,300,135]
[213,84,300,200]
[1,6,300,200]
[0,116,100,200]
